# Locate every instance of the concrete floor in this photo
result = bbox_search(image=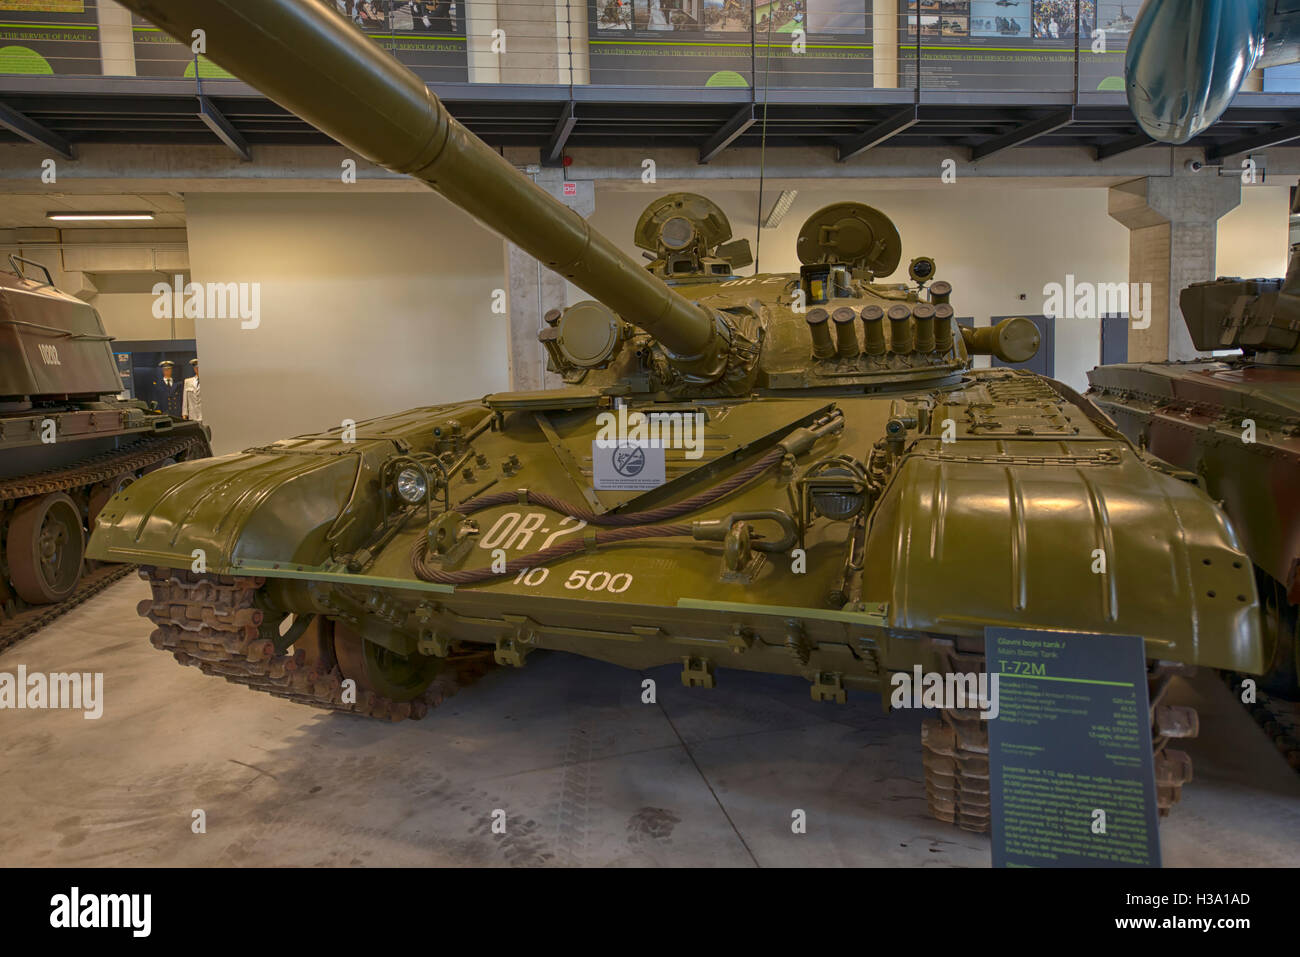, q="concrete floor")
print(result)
[1,576,1298,867]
